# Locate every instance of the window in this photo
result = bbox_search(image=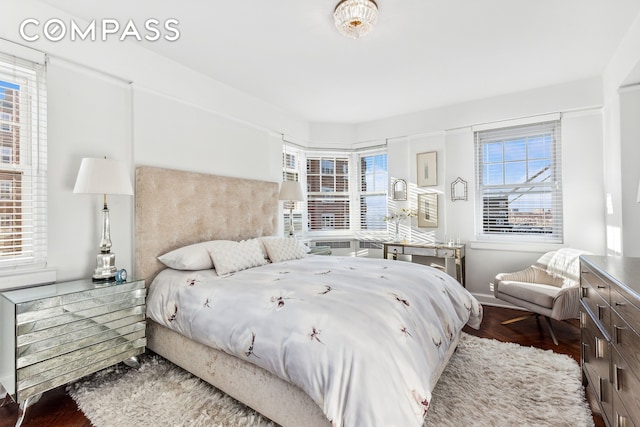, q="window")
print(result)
[0,52,47,269]
[282,145,388,236]
[1,112,11,132]
[307,155,350,231]
[358,151,388,231]
[474,119,562,242]
[281,150,303,234]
